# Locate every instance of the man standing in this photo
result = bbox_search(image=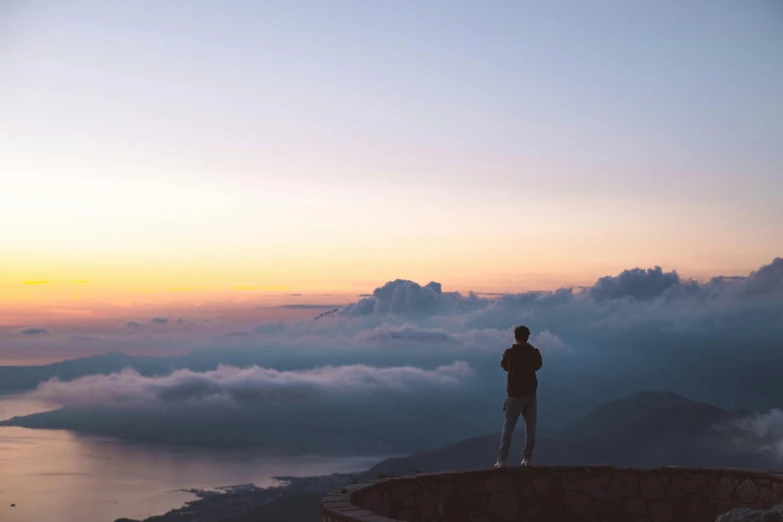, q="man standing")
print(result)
[494,325,542,468]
